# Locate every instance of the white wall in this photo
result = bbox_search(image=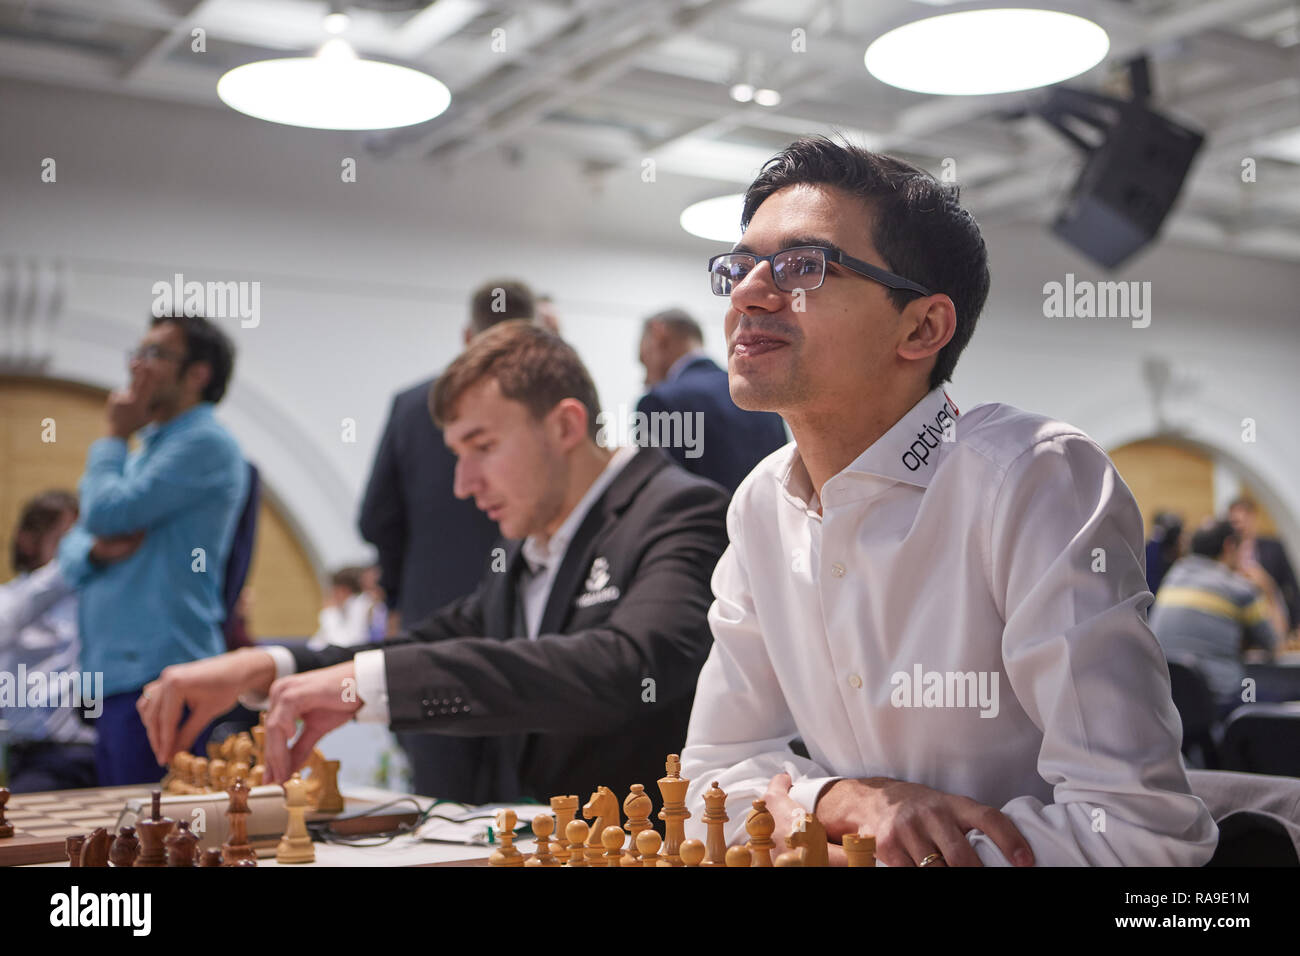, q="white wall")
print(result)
[3,79,1299,571]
